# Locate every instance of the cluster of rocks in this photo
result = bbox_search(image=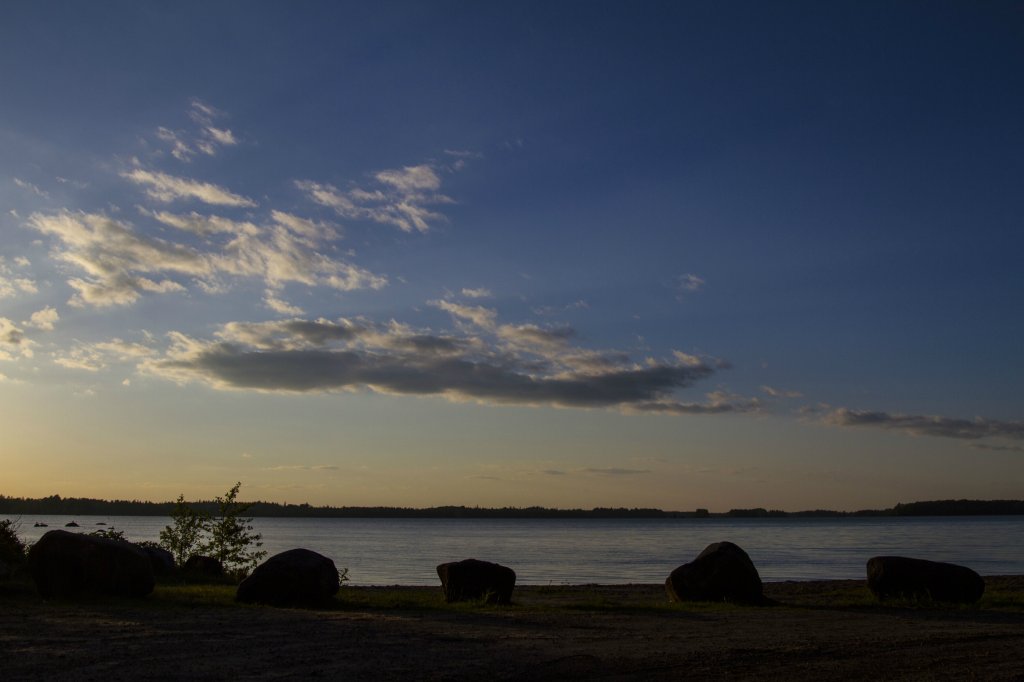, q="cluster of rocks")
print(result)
[22,530,343,607]
[661,542,985,605]
[432,543,988,607]
[19,530,987,608]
